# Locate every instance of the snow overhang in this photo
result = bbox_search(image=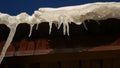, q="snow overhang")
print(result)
[0,2,120,64]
